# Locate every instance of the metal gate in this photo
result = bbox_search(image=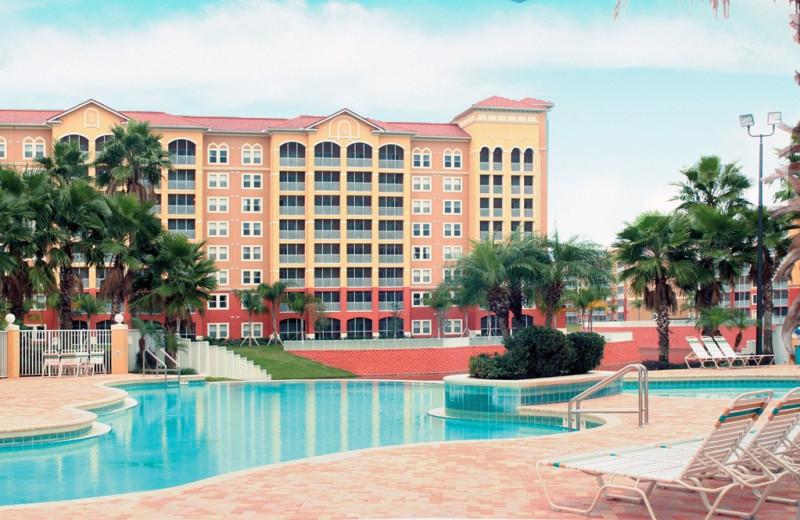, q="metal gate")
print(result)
[20,329,111,376]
